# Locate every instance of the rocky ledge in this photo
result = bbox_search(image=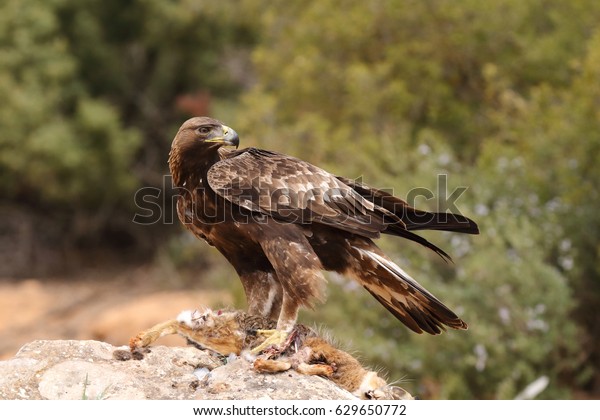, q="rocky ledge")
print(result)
[0,340,355,400]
